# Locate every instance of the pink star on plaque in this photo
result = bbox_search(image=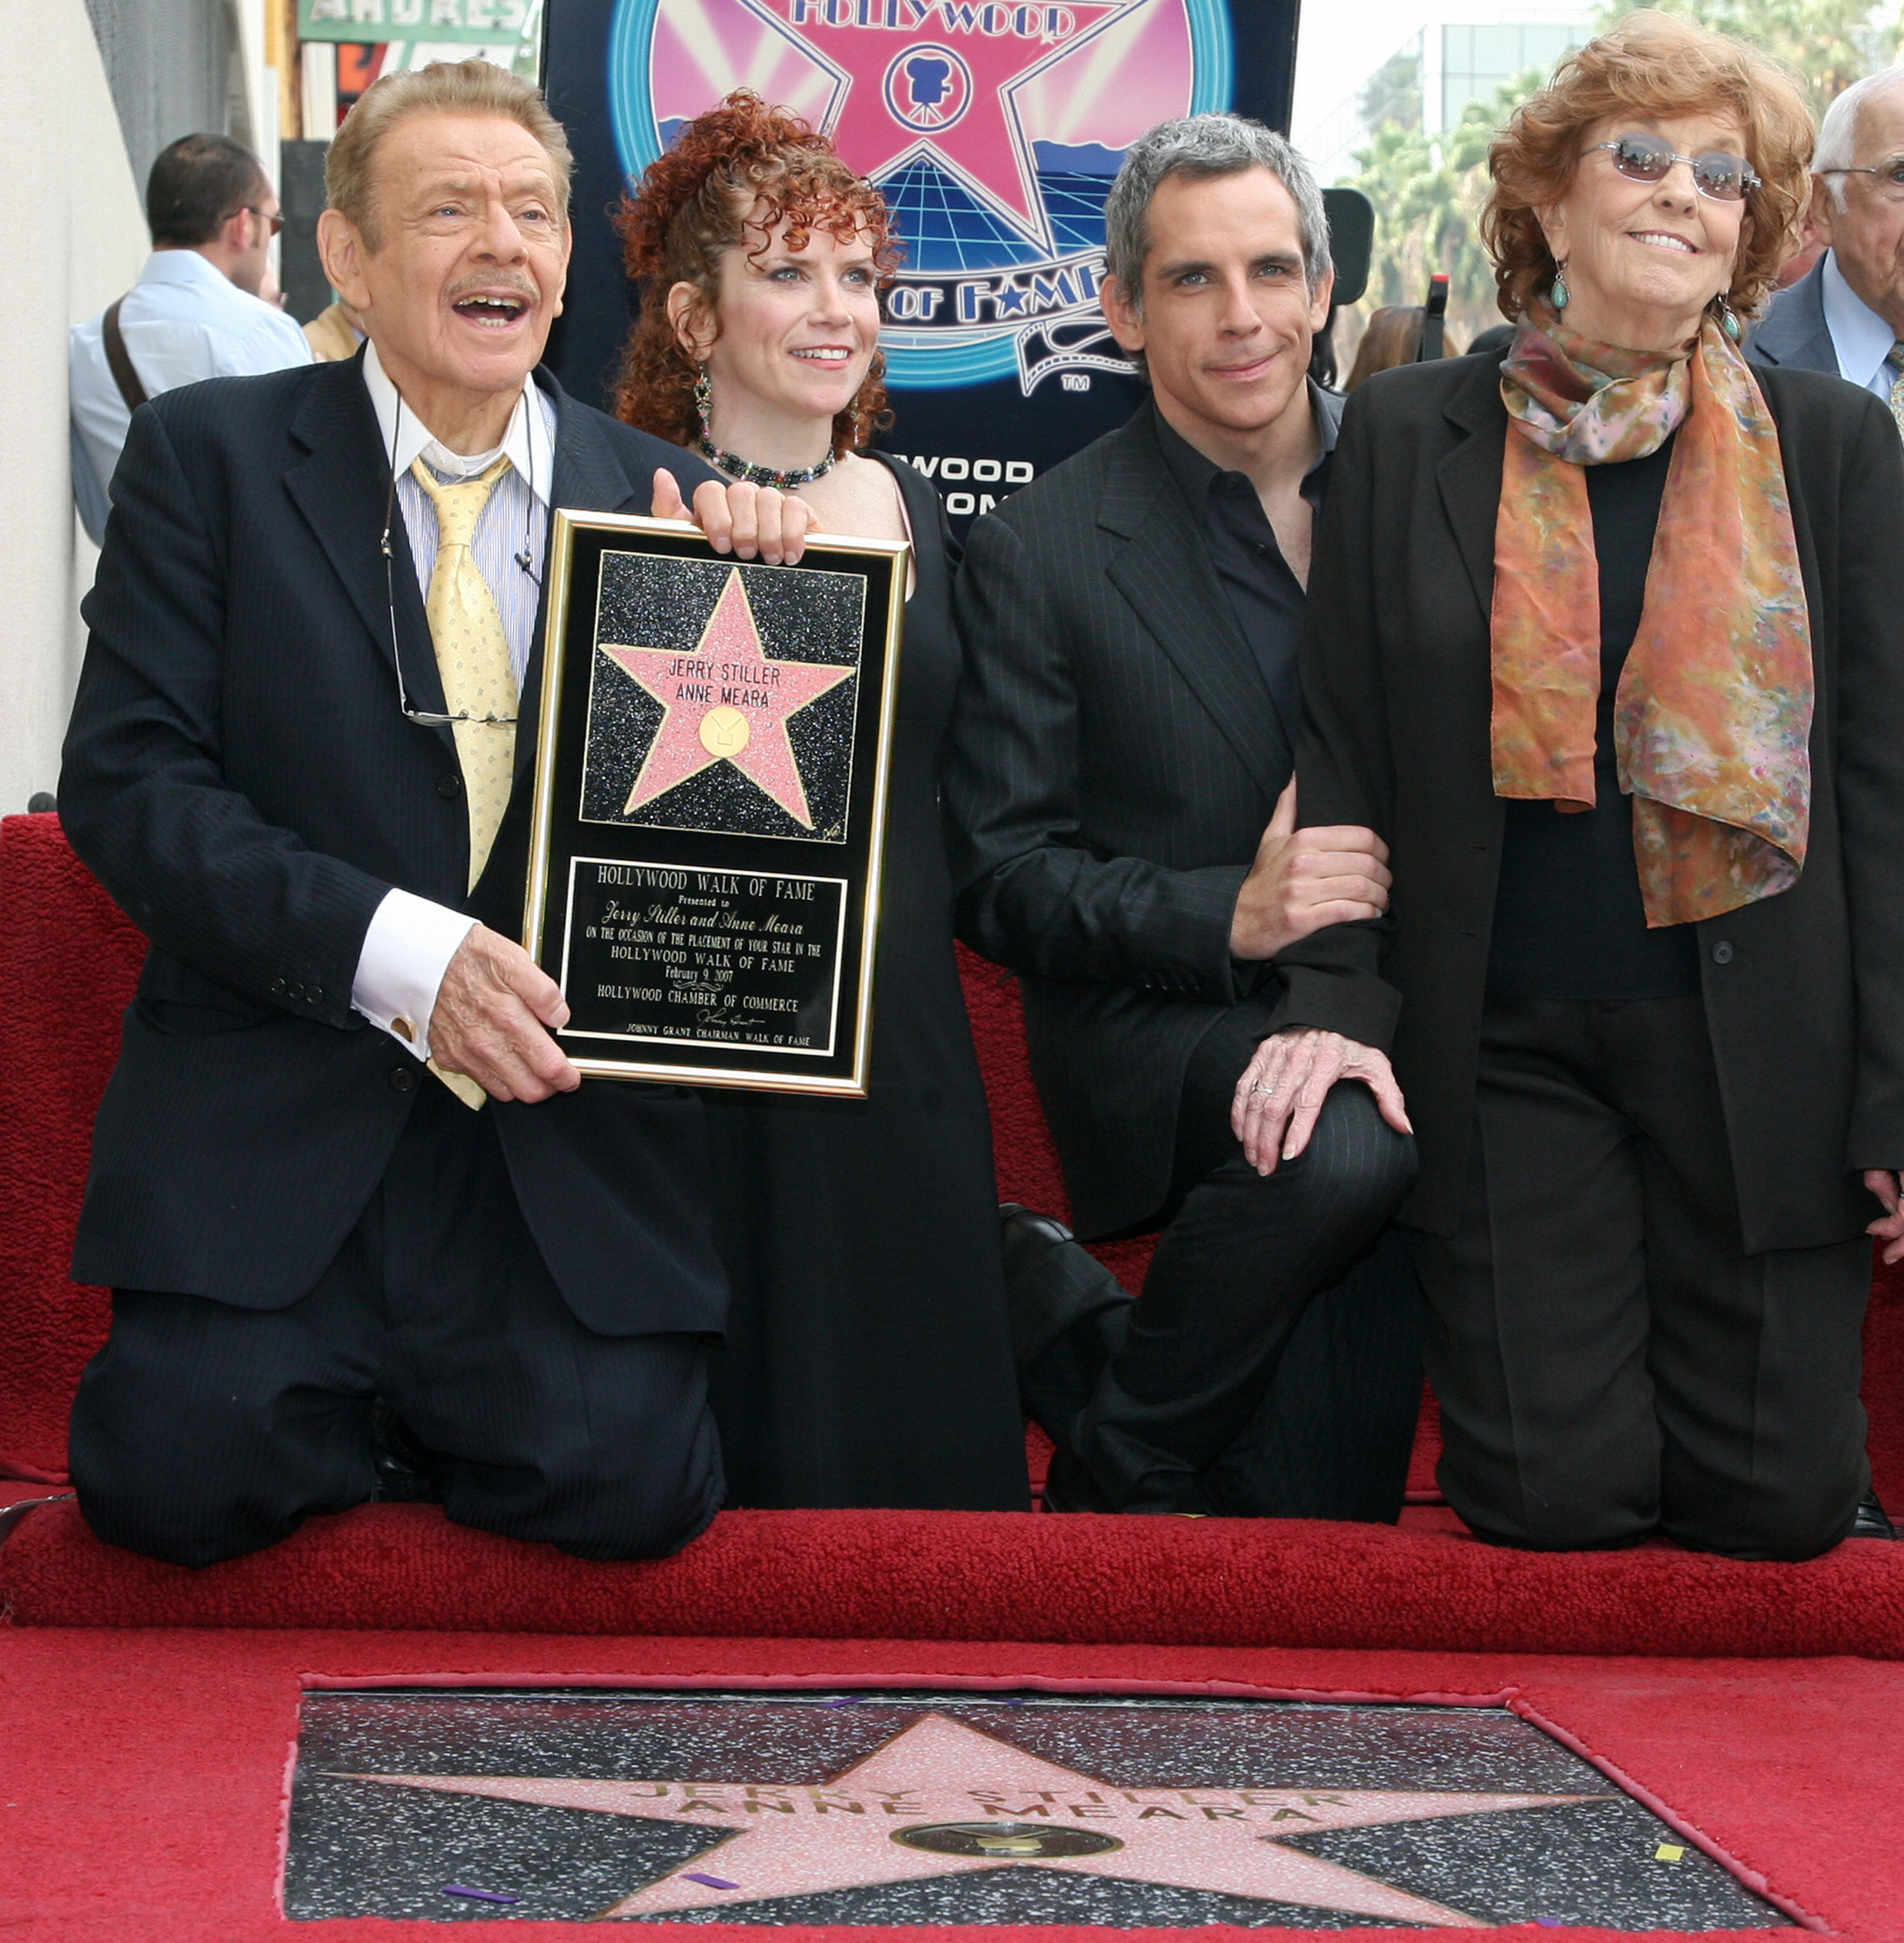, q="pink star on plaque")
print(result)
[339,1711,1599,1925]
[602,567,854,829]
